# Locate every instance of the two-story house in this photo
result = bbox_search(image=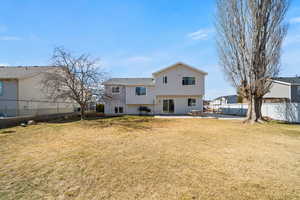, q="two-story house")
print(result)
[103,62,207,115]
